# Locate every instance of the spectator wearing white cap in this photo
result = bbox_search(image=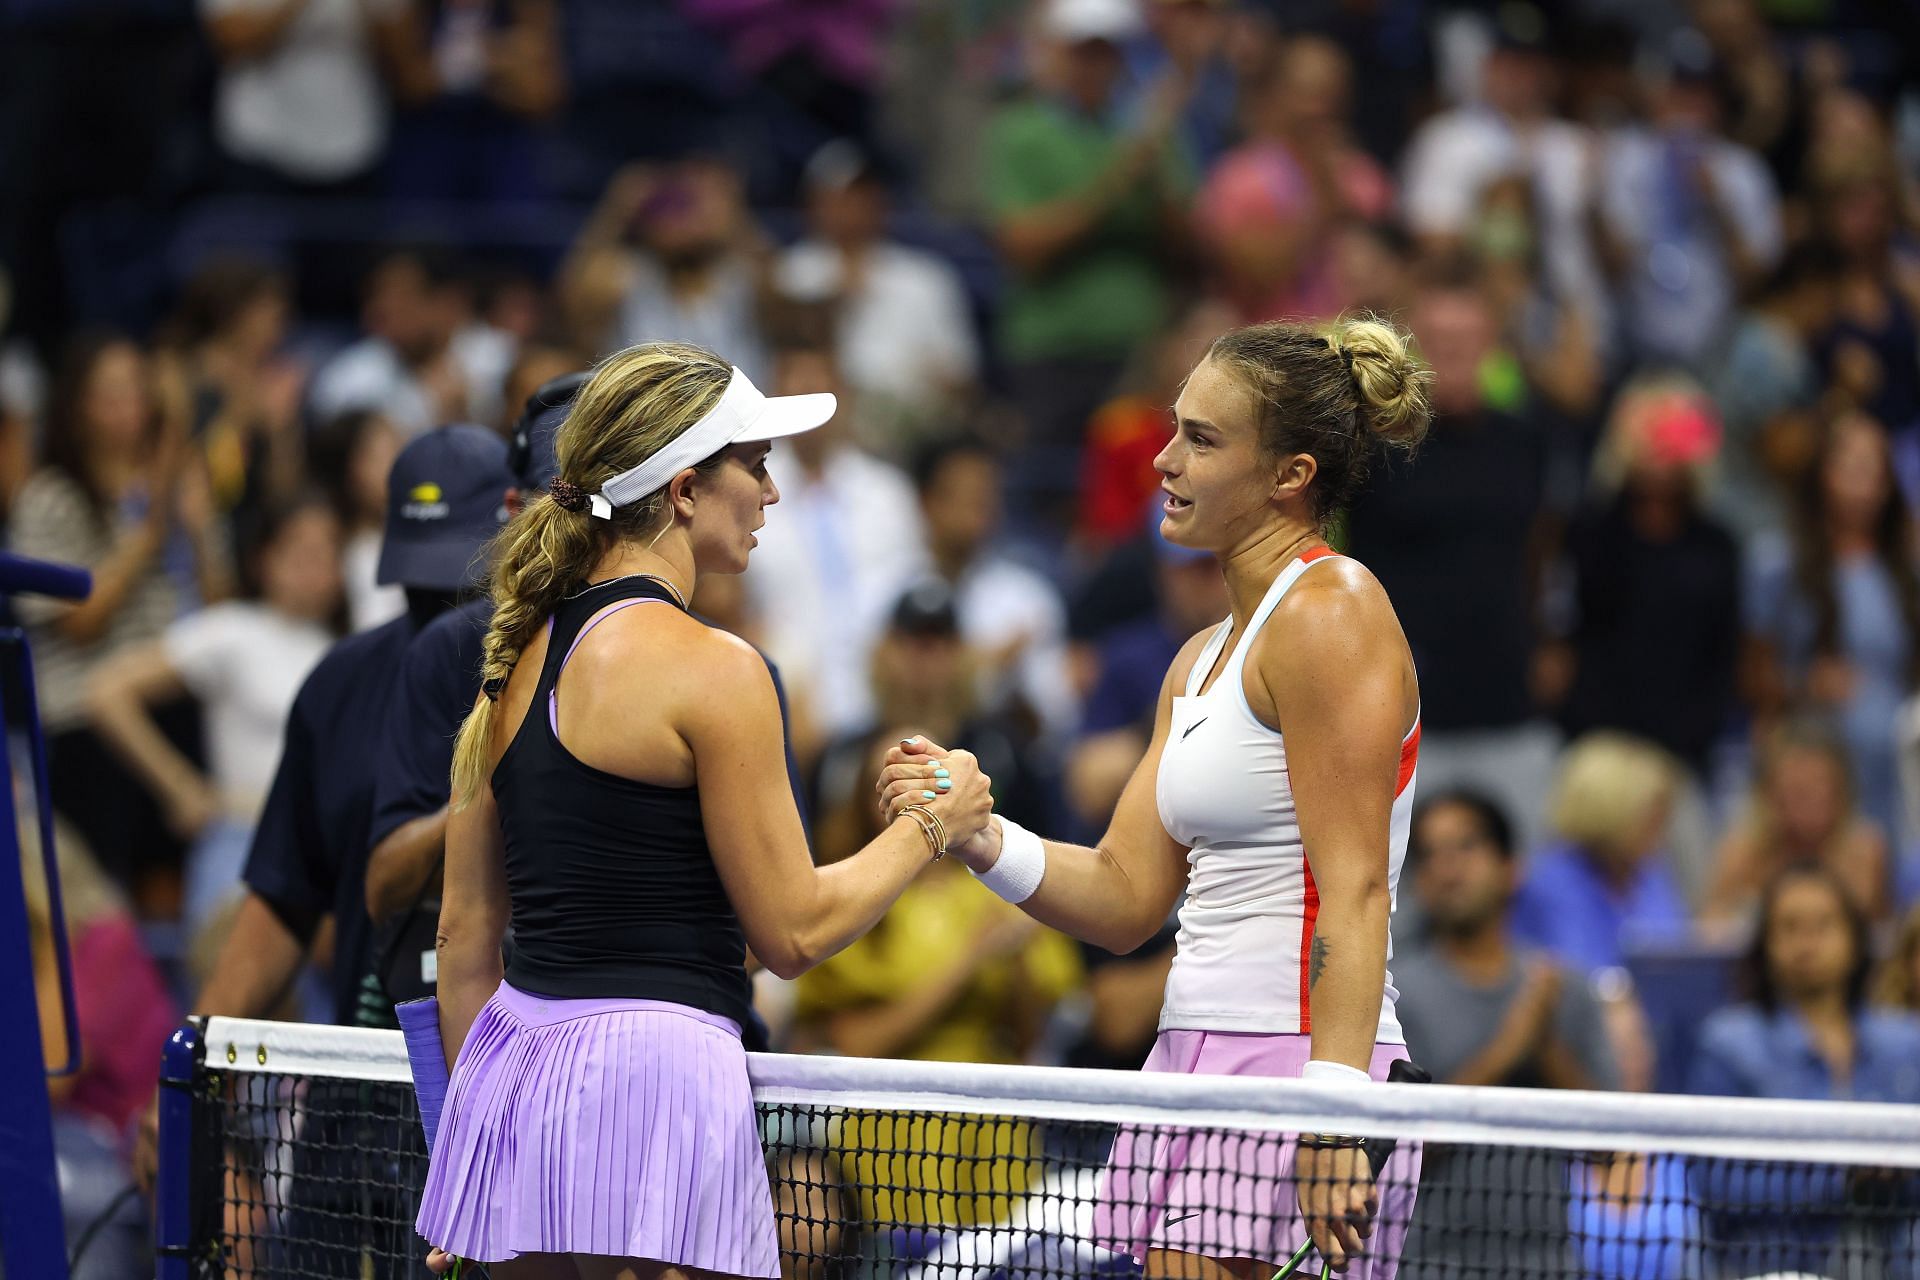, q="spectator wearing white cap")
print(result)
[773,142,980,437]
